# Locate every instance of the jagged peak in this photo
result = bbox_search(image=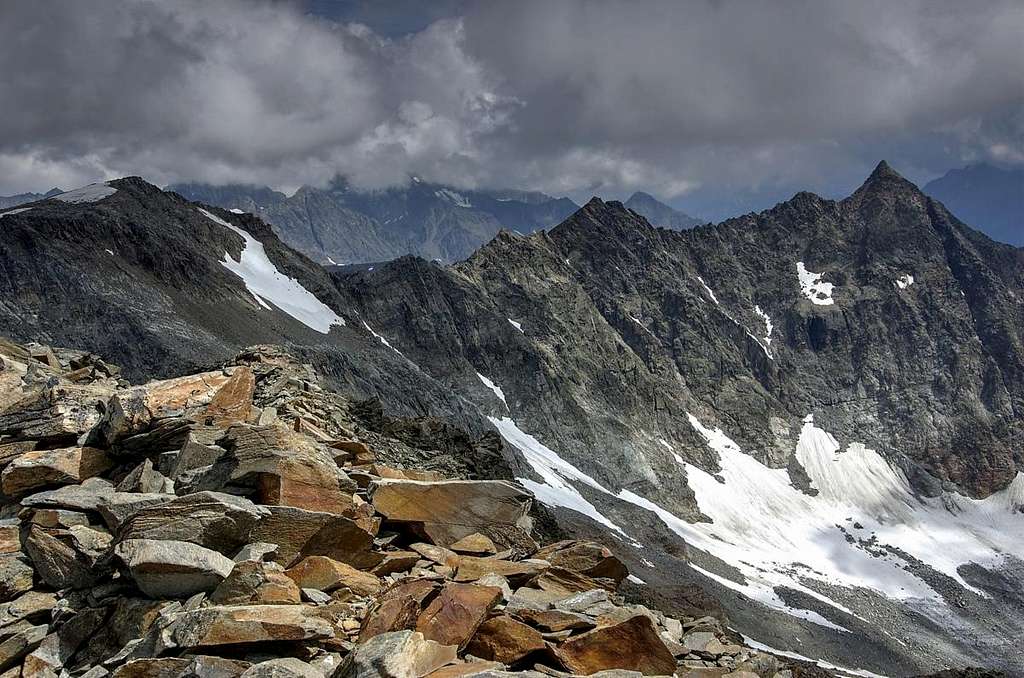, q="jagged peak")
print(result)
[853,160,920,197]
